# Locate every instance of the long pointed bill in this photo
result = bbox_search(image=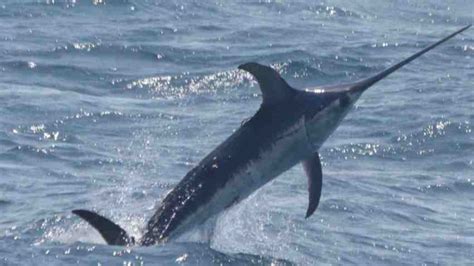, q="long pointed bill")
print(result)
[305,25,469,162]
[352,24,471,93]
